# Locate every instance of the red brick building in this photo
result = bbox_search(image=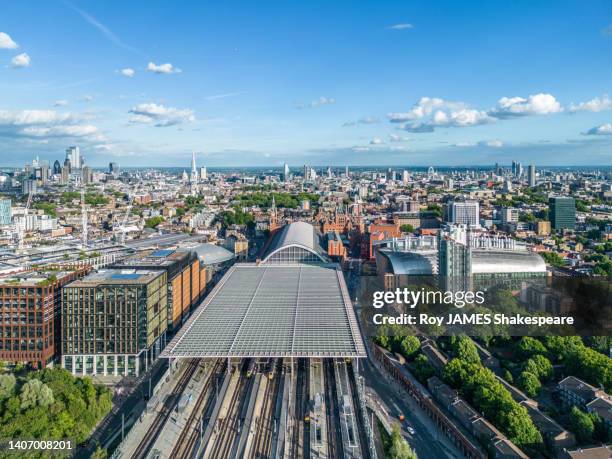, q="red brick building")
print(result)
[0,267,88,368]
